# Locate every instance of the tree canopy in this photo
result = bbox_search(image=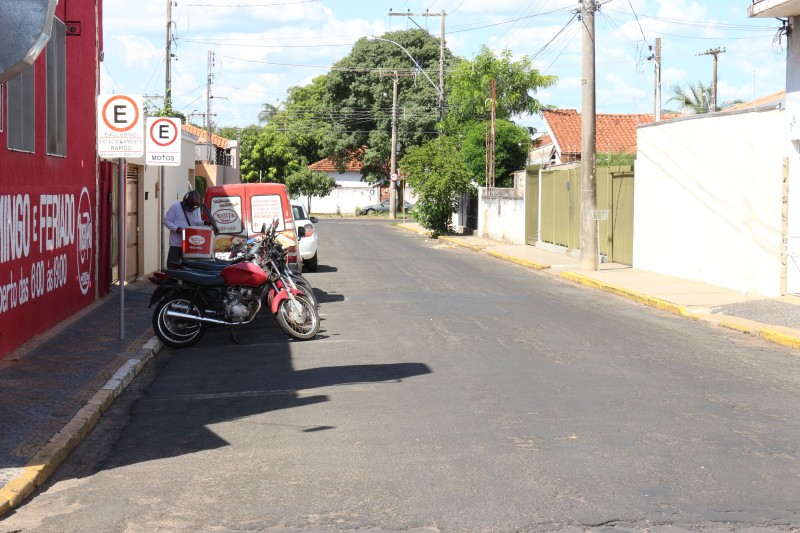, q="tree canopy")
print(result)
[444,45,556,128]
[320,29,454,183]
[668,81,744,114]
